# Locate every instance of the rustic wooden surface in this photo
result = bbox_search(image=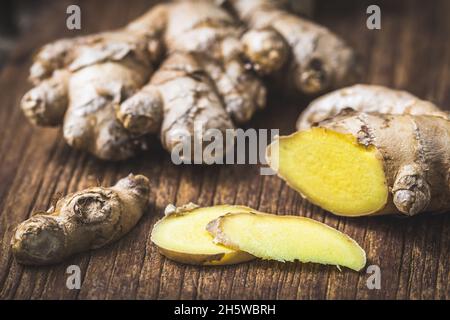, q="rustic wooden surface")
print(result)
[0,0,449,300]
